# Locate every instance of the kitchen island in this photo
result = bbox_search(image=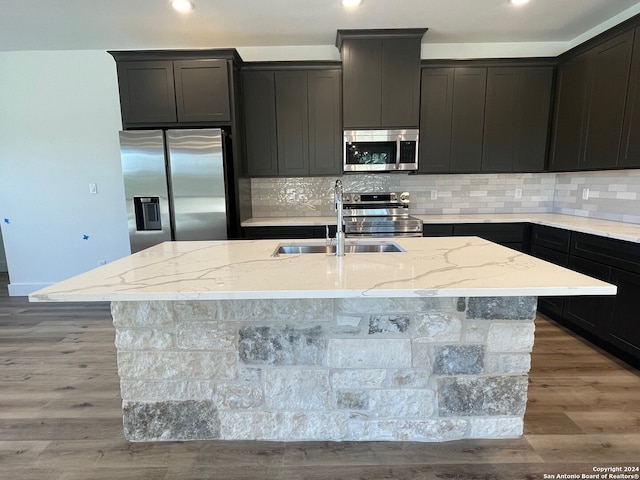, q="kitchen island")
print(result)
[30,237,615,442]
